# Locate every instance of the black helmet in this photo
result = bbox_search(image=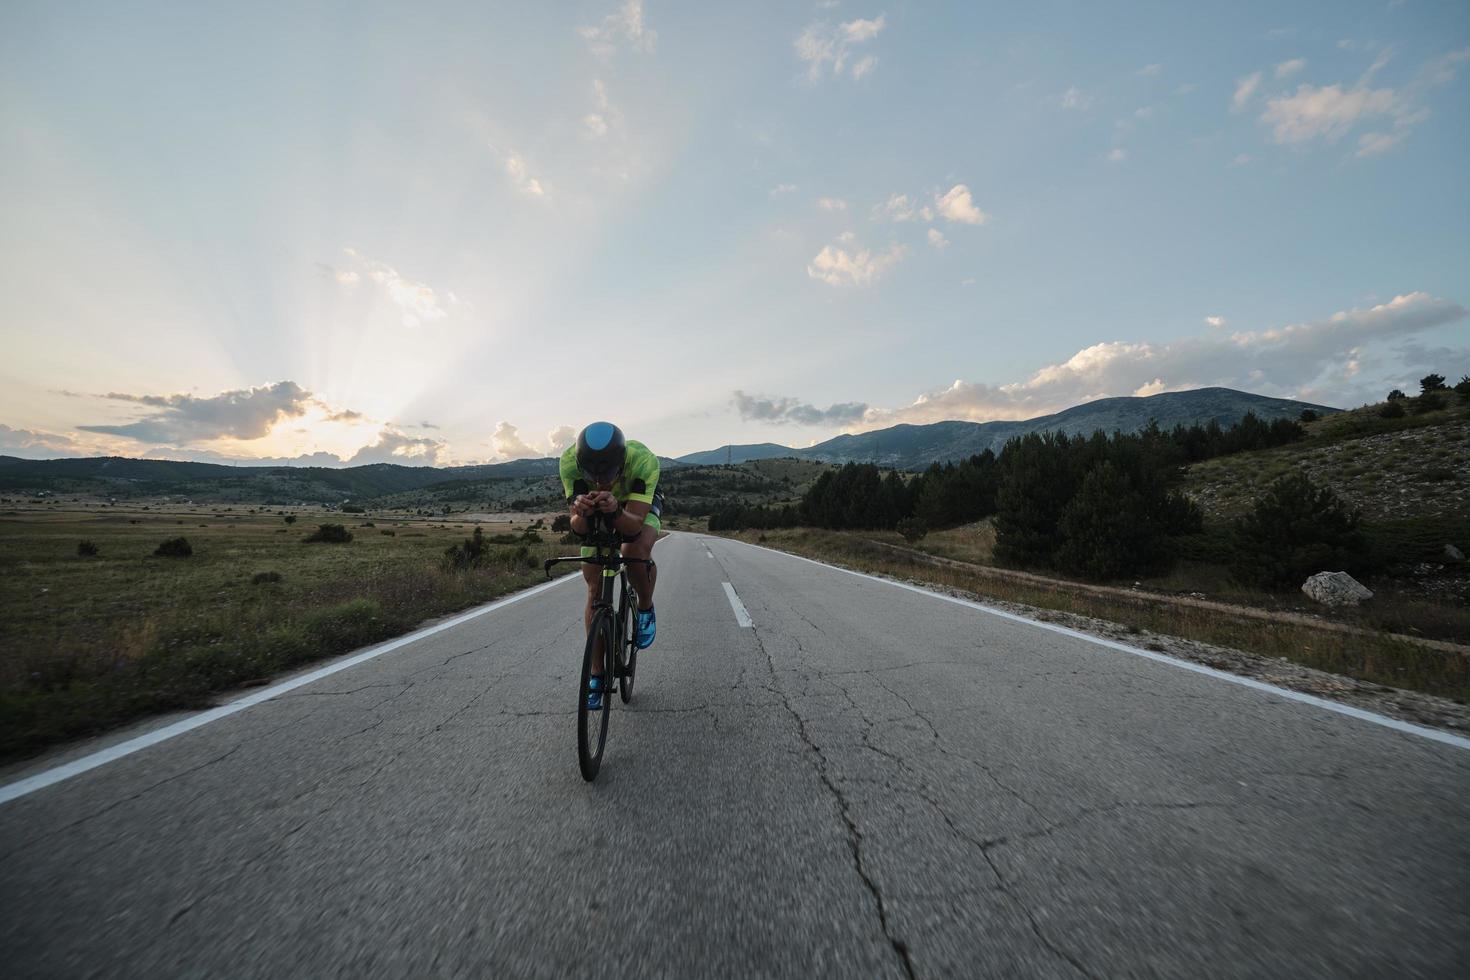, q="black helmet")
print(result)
[576,422,626,484]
